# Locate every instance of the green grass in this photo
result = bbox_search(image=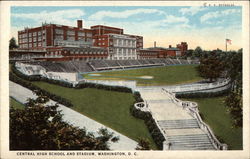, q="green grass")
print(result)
[182,97,242,150]
[31,81,157,149]
[10,97,25,110]
[83,65,202,86]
